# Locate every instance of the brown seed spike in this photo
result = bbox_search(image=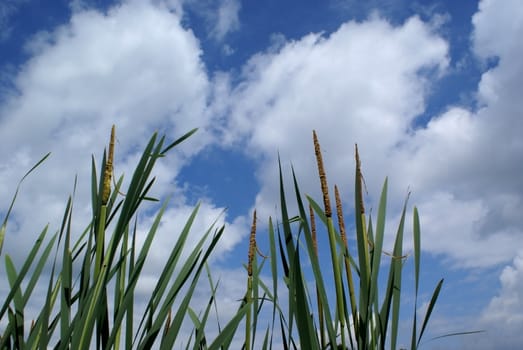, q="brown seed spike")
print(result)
[313,130,331,217]
[247,210,257,277]
[355,143,365,215]
[335,185,348,247]
[102,125,115,205]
